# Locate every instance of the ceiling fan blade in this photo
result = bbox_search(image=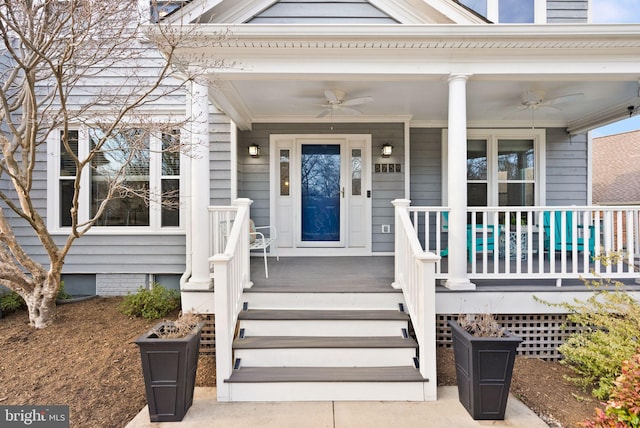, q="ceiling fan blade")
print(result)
[341,96,373,107]
[324,89,344,103]
[316,109,331,118]
[539,104,562,111]
[544,93,584,106]
[340,106,363,115]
